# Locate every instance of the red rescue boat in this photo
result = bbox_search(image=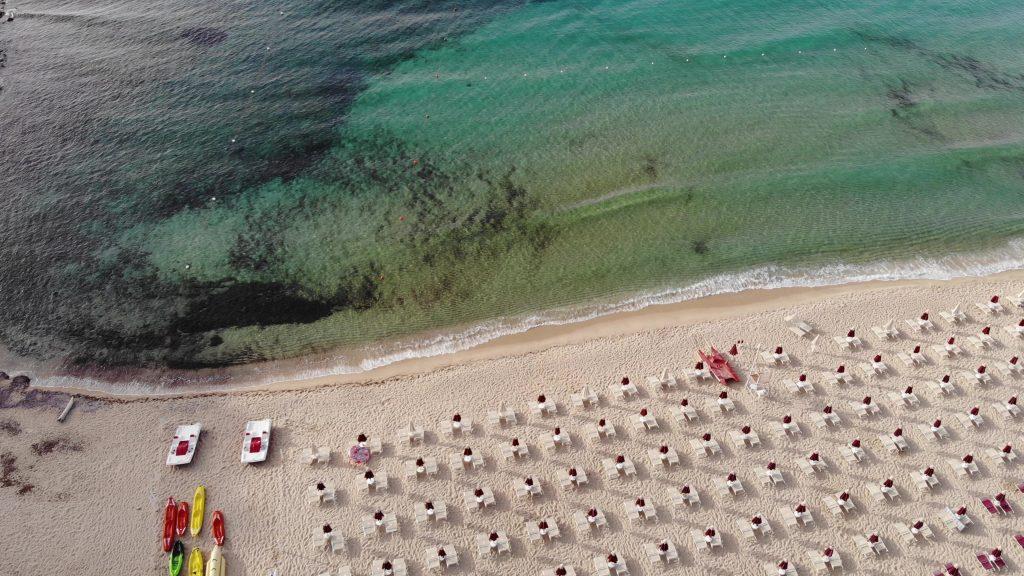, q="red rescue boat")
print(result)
[162,497,176,552]
[212,510,225,545]
[175,500,189,537]
[698,347,739,384]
